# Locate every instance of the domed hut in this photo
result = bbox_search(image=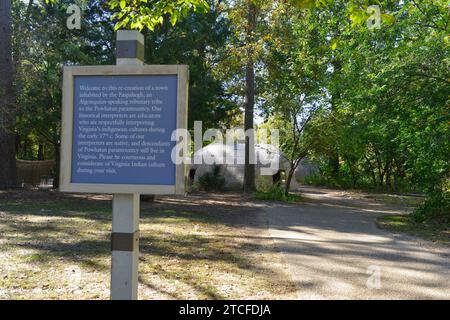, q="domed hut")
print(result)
[188,143,300,191]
